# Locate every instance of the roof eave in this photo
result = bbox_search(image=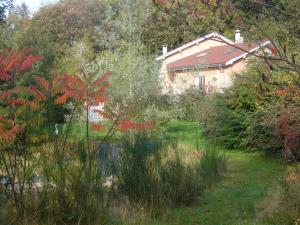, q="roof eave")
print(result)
[225,40,271,66]
[167,63,226,72]
[156,32,234,62]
